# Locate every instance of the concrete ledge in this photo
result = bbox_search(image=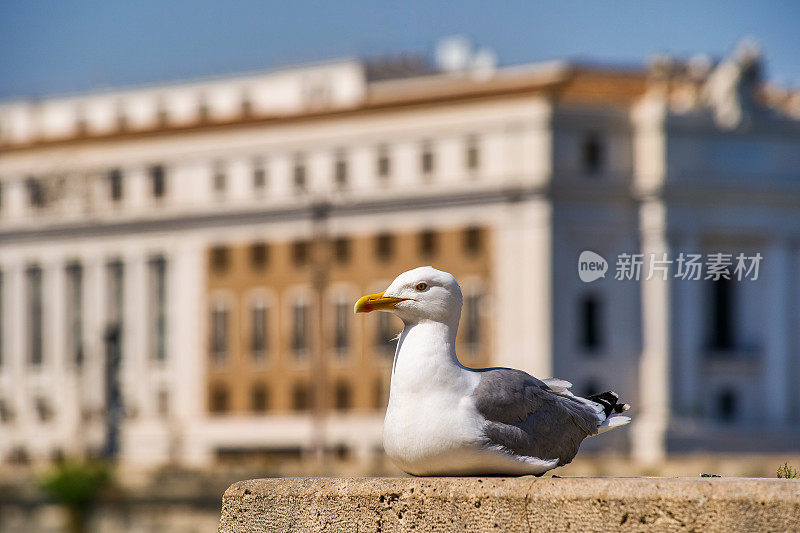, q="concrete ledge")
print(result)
[219,477,800,532]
